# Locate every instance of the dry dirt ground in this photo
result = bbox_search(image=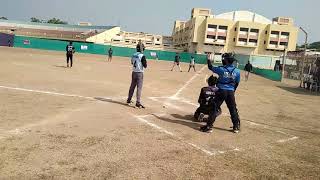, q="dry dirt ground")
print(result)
[0,47,319,179]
